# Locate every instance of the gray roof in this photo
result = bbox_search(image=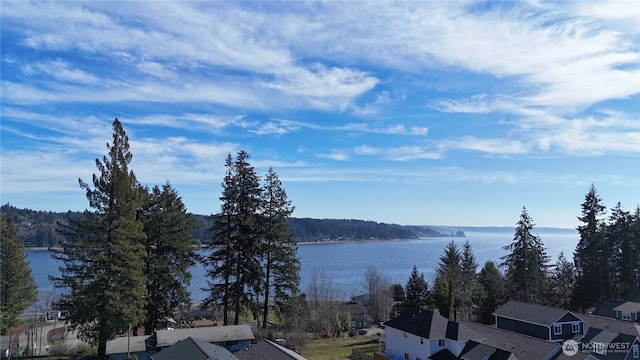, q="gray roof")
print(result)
[461,321,590,360]
[492,300,580,327]
[105,335,153,355]
[152,337,238,360]
[156,324,255,348]
[612,301,640,313]
[235,340,307,360]
[577,314,640,336]
[384,309,481,342]
[592,299,625,318]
